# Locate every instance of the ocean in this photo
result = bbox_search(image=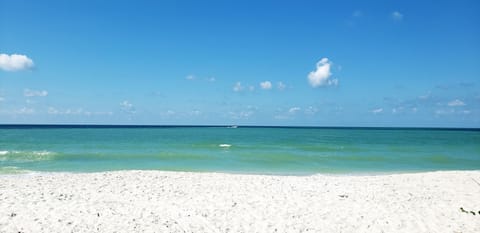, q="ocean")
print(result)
[0,125,479,174]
